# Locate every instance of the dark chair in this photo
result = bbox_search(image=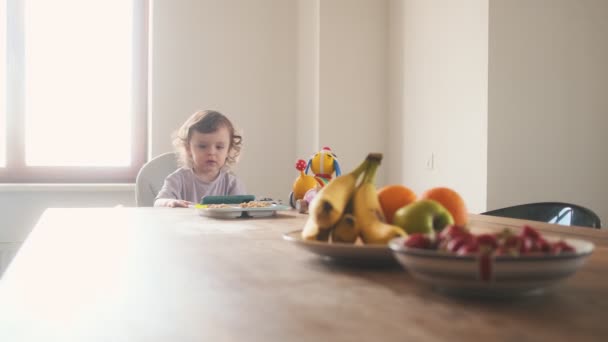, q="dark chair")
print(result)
[481,202,601,229]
